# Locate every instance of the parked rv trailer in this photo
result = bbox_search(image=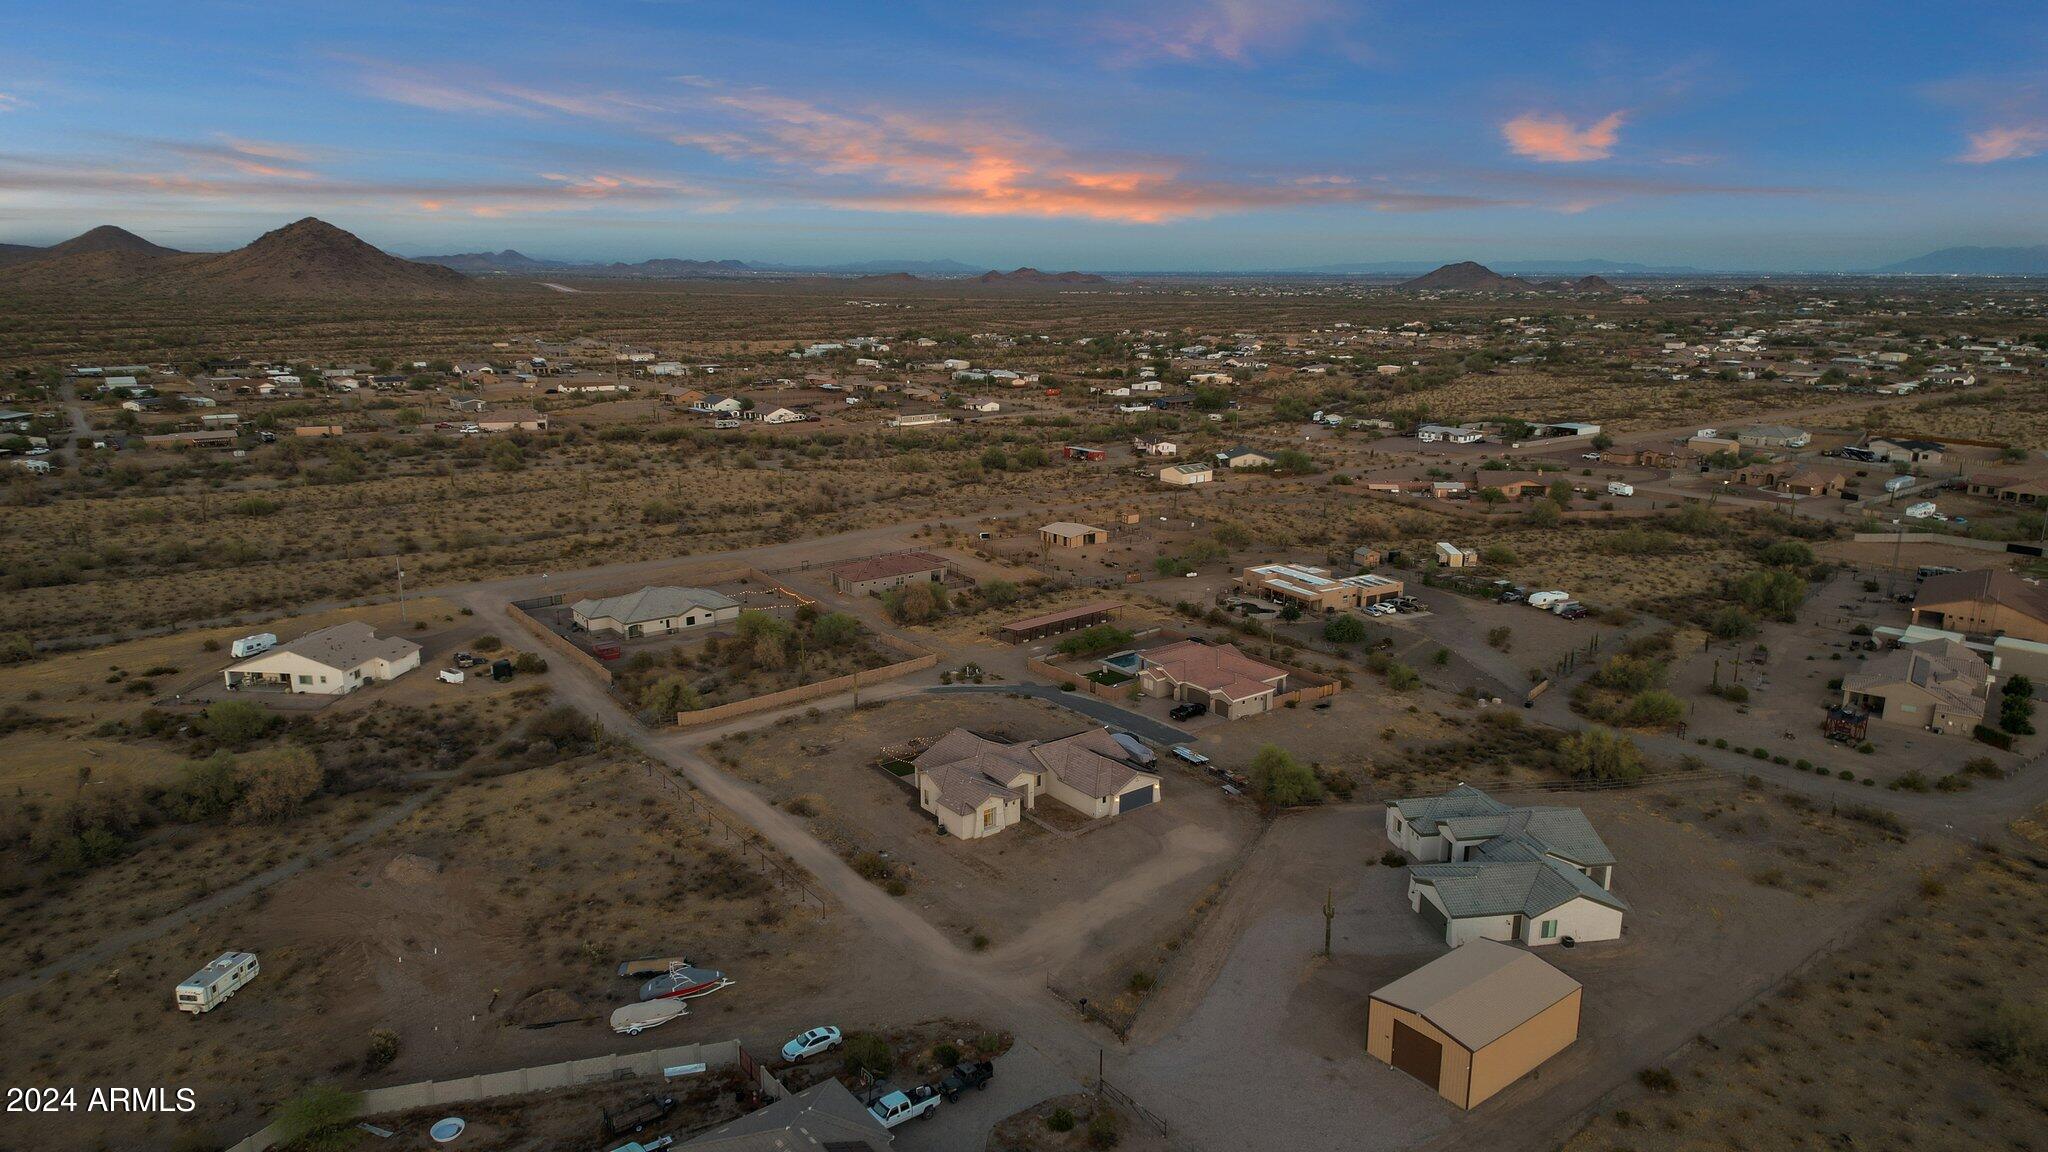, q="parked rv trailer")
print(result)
[176,951,259,1014]
[230,633,278,659]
